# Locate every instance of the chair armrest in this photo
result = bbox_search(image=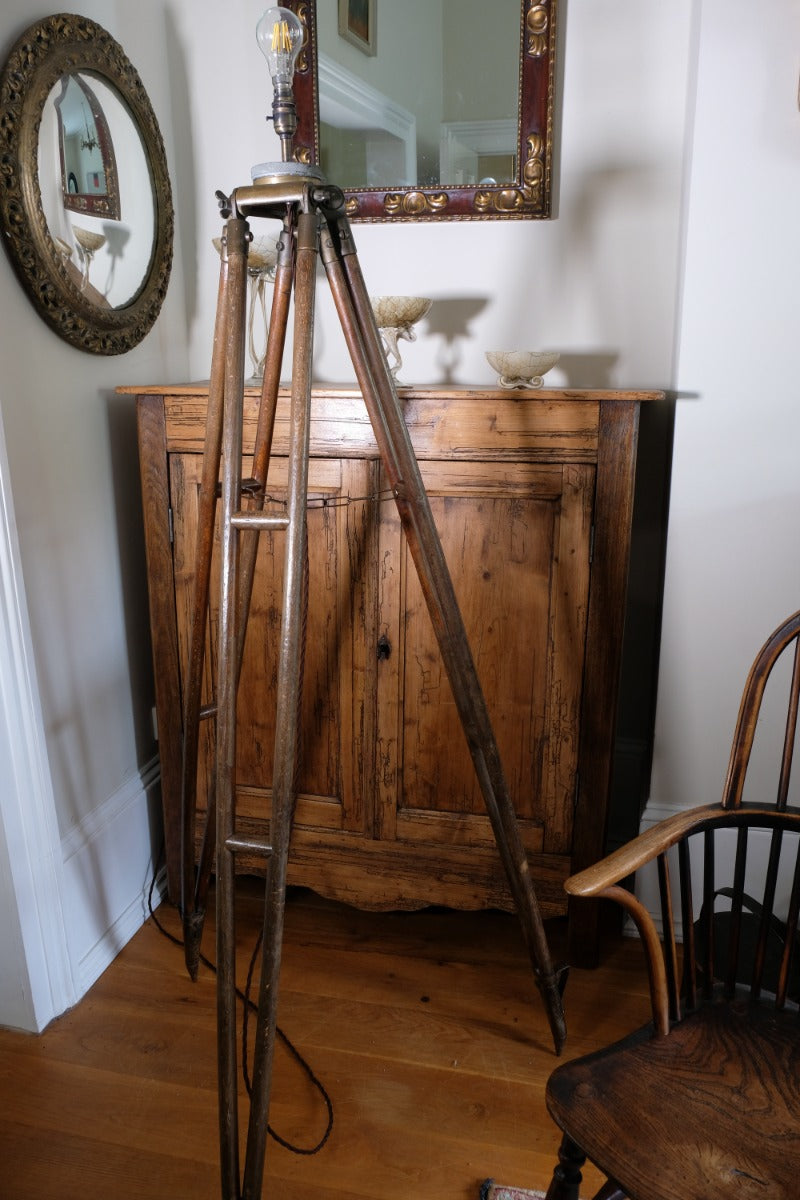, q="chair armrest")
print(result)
[564,803,723,898]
